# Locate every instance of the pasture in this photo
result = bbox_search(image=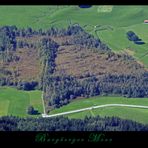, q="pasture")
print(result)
[0,87,43,117]
[49,96,148,124]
